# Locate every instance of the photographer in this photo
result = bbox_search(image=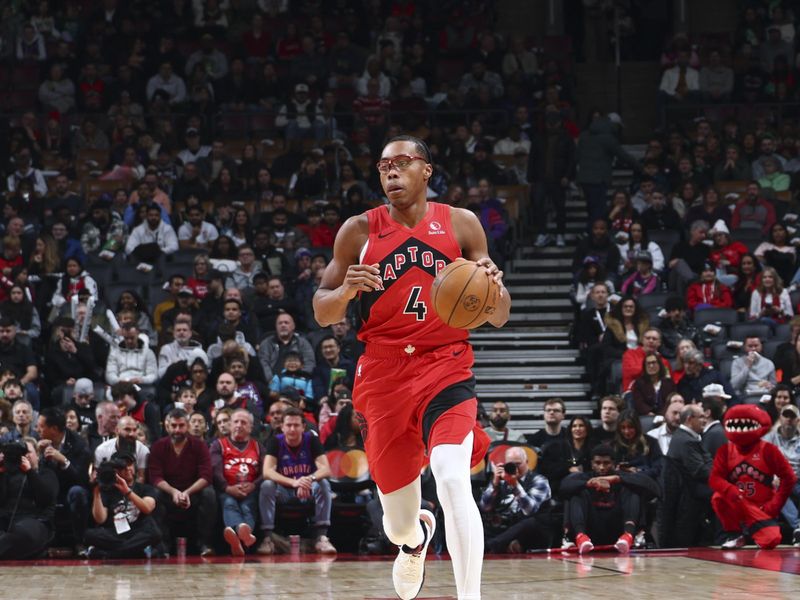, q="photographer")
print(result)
[36,407,92,551]
[0,437,58,558]
[479,447,552,553]
[85,452,162,559]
